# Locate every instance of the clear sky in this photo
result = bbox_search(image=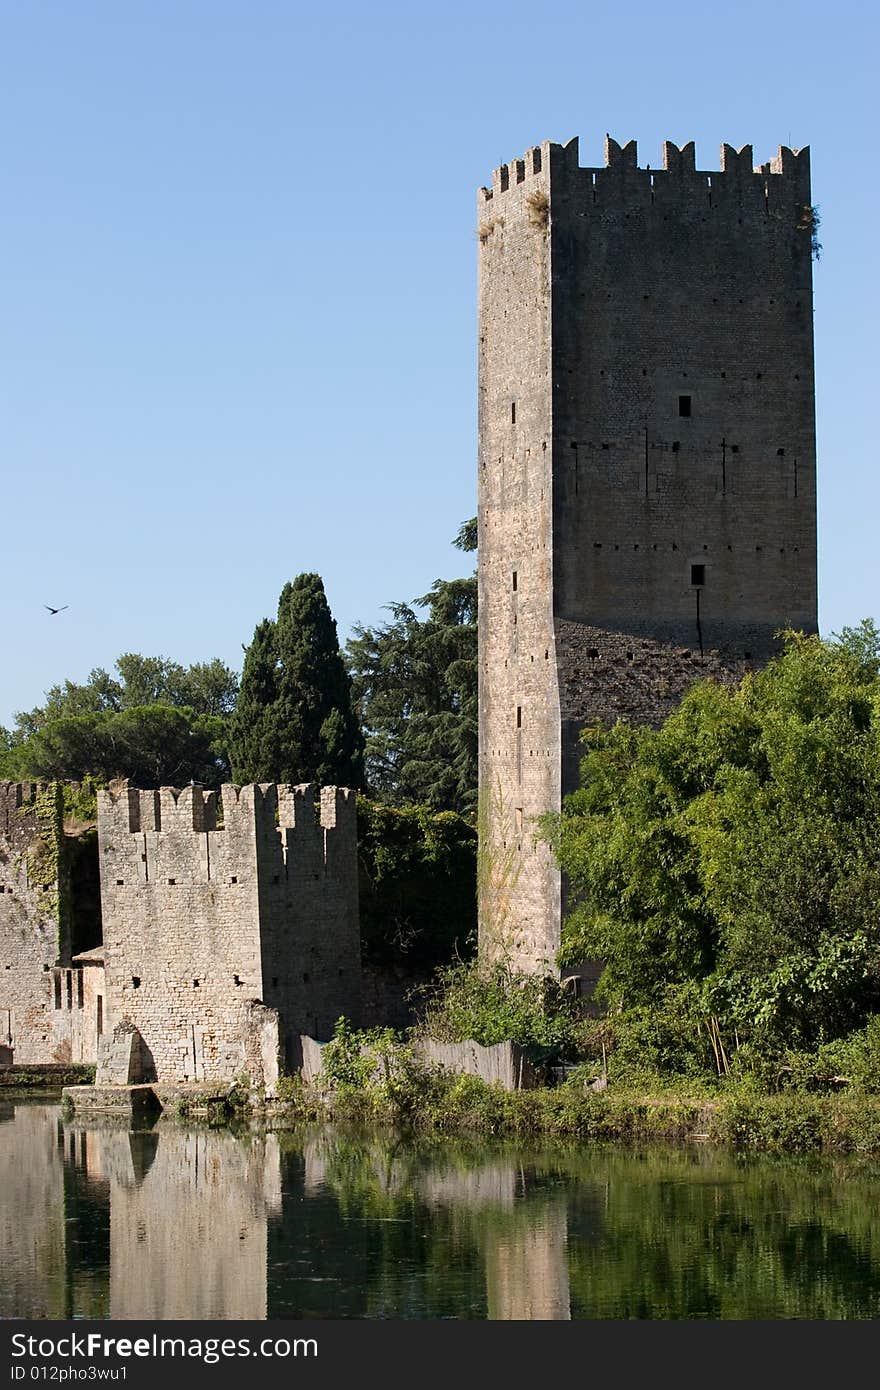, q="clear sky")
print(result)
[1,0,876,727]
